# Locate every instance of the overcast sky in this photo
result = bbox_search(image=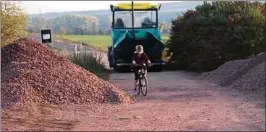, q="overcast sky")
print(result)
[19,1,178,14]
